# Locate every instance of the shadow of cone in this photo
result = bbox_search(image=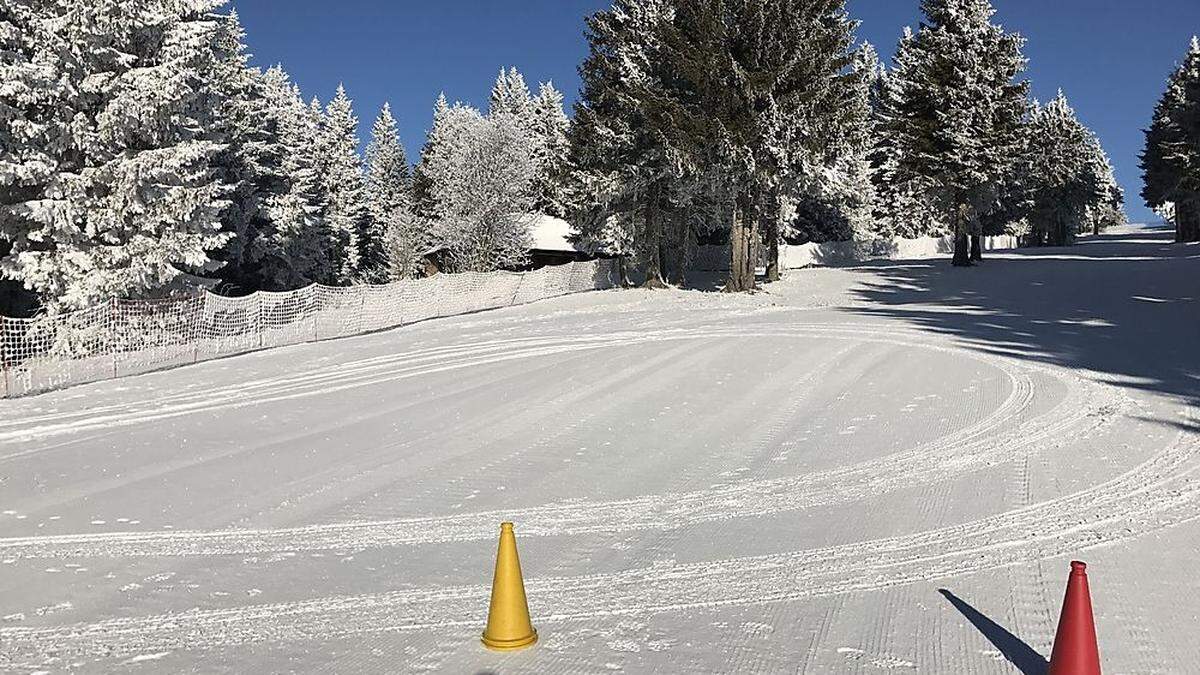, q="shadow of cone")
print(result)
[1048,561,1102,675]
[481,522,538,651]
